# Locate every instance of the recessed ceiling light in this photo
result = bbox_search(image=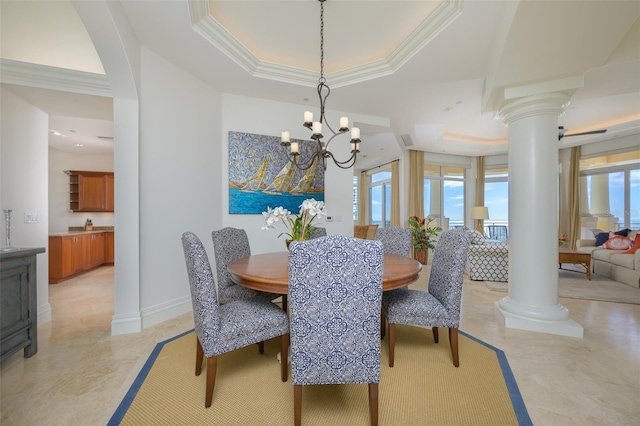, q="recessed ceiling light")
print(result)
[69,130,76,133]
[75,144,84,147]
[444,107,453,112]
